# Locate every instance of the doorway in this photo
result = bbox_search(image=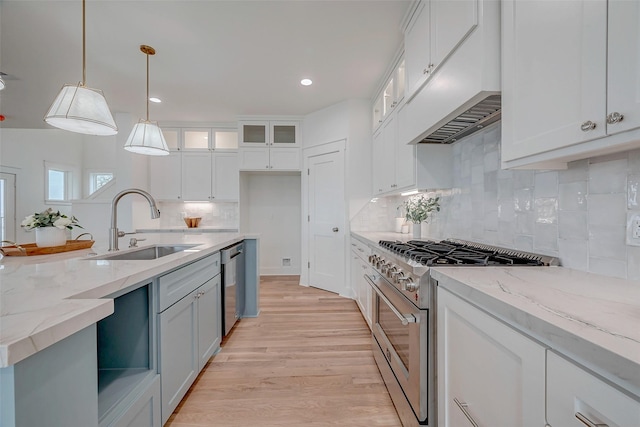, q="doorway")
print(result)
[0,172,17,242]
[303,140,346,295]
